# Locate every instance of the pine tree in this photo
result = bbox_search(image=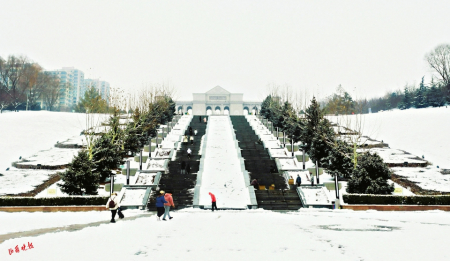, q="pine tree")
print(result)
[301,97,321,153]
[323,140,354,179]
[427,80,445,107]
[346,152,394,194]
[58,150,99,195]
[398,86,412,110]
[308,118,335,167]
[92,135,123,182]
[414,77,428,108]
